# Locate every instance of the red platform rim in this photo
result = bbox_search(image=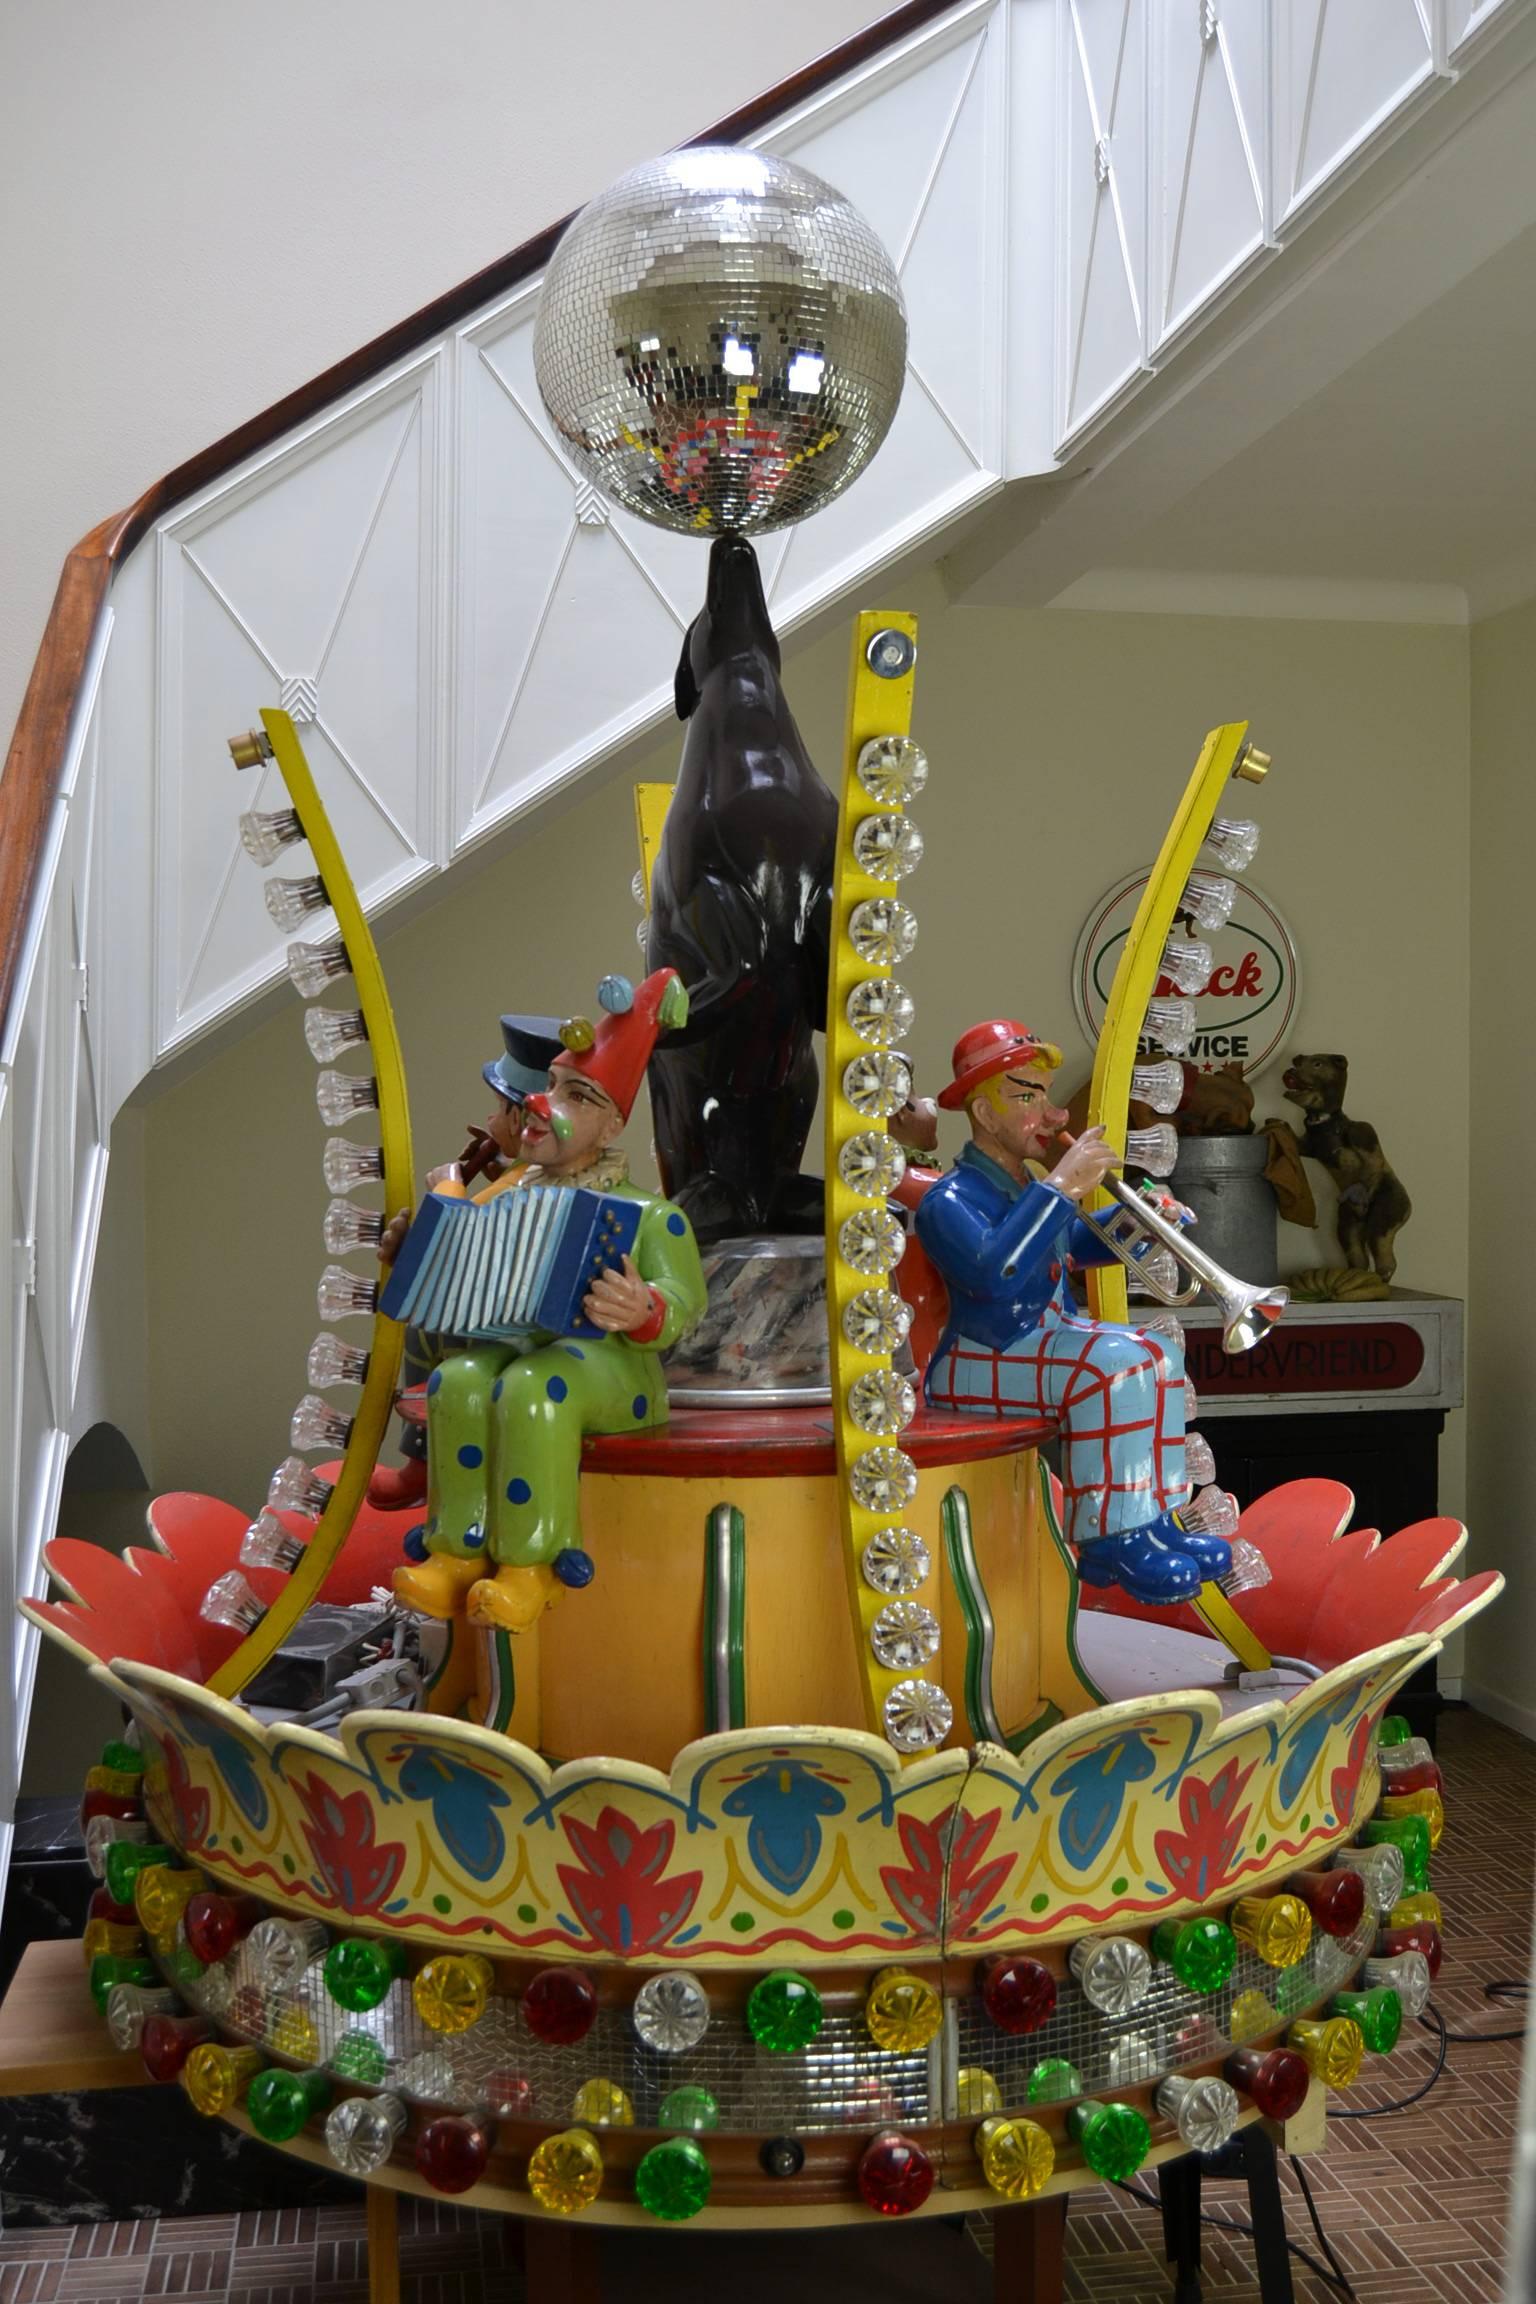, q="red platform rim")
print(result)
[579,1402,1053,1479]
